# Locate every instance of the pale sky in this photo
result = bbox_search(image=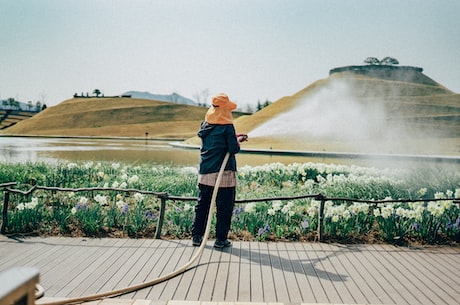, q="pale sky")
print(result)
[1,0,459,109]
